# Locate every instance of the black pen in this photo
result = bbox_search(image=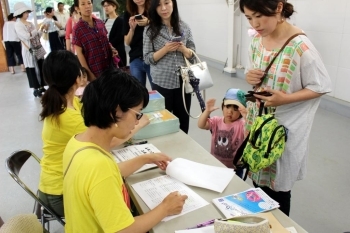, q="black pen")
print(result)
[133,140,148,145]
